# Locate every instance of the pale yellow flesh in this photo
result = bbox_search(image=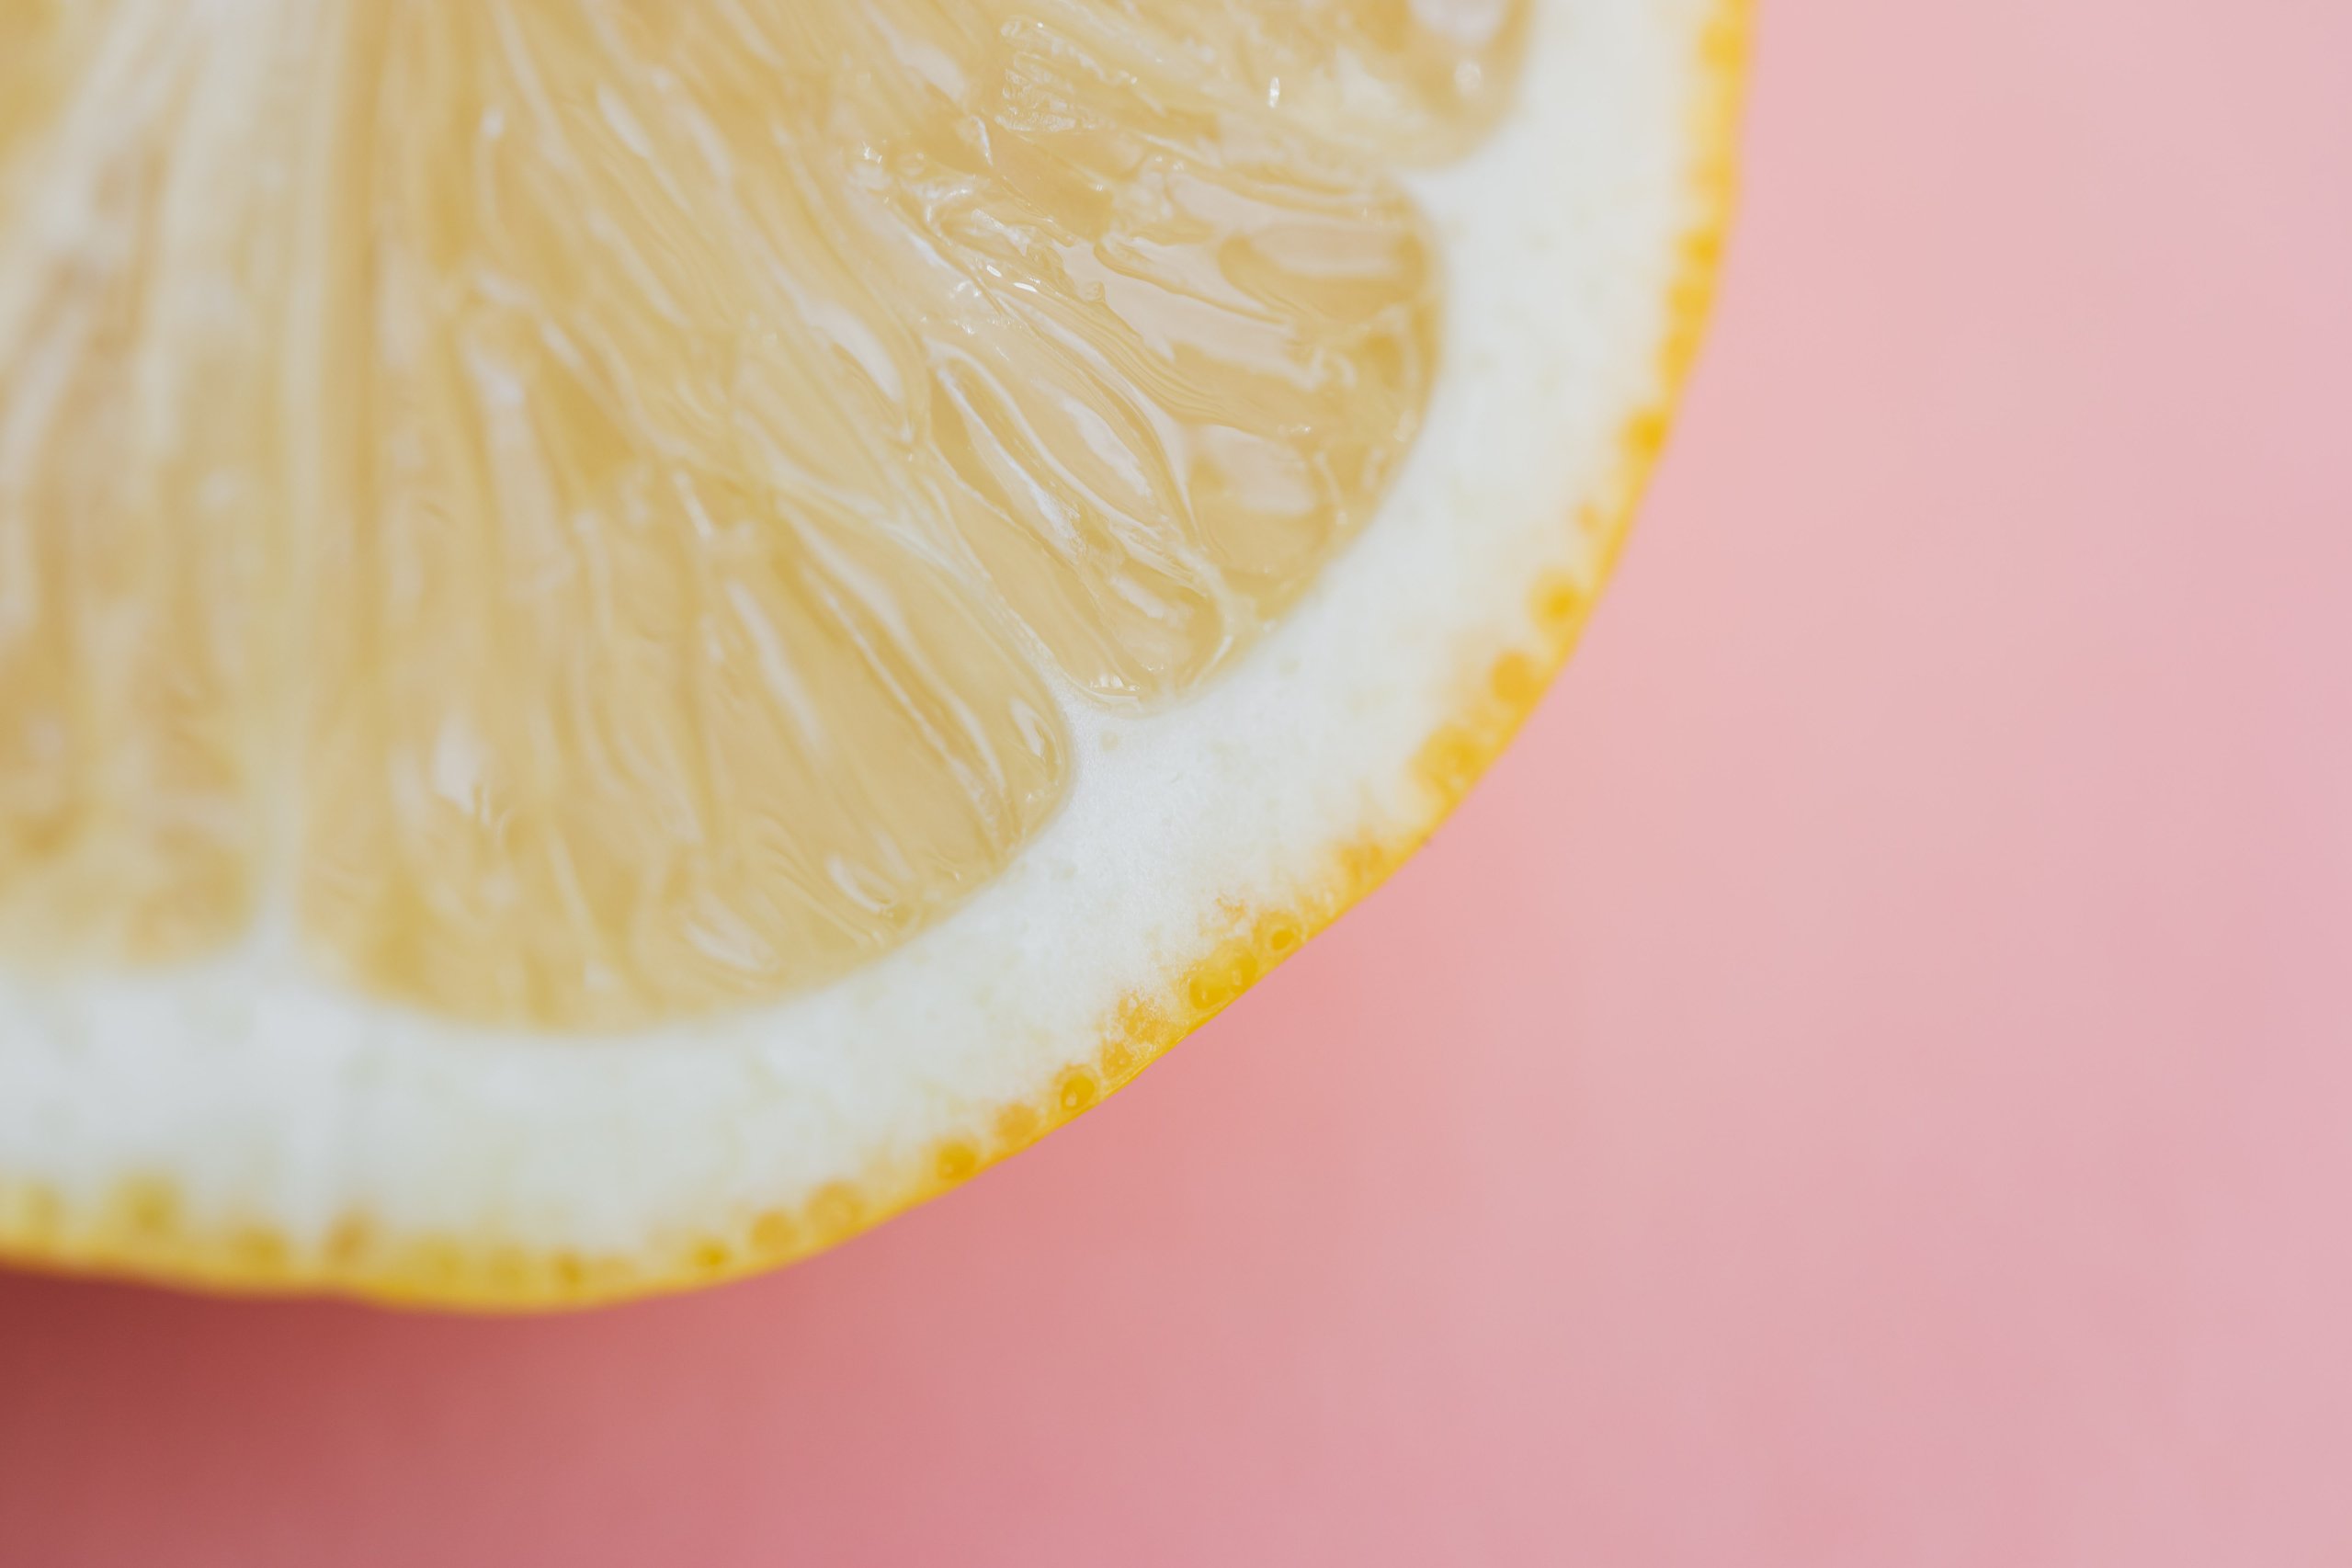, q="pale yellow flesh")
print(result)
[0,0,1524,1029]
